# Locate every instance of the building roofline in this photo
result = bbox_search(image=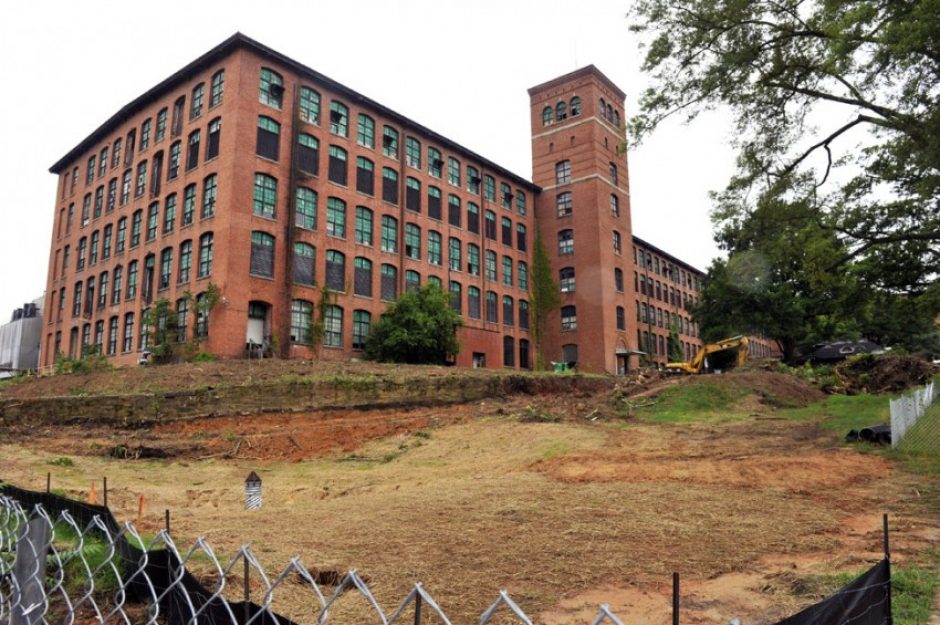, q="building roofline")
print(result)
[527,65,626,101]
[50,33,541,192]
[632,234,706,275]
